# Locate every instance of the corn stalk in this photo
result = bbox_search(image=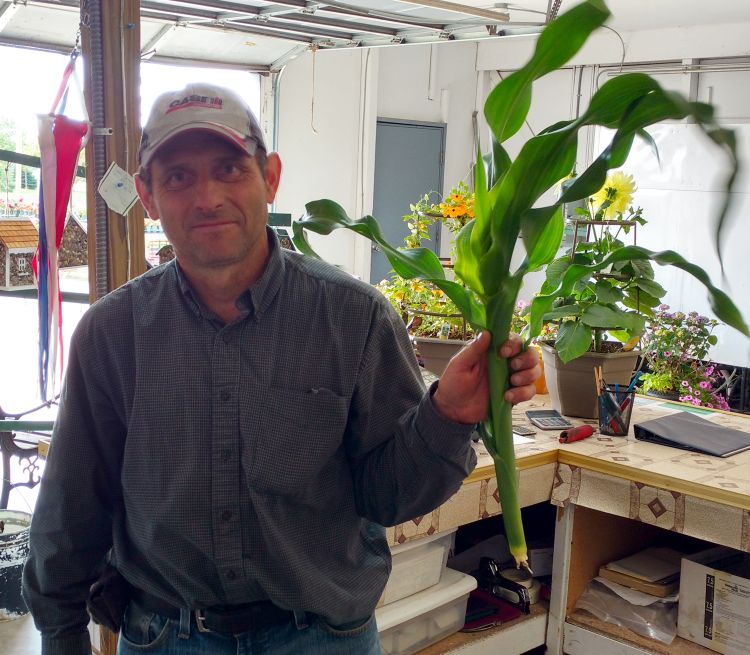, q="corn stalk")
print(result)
[291,0,747,569]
